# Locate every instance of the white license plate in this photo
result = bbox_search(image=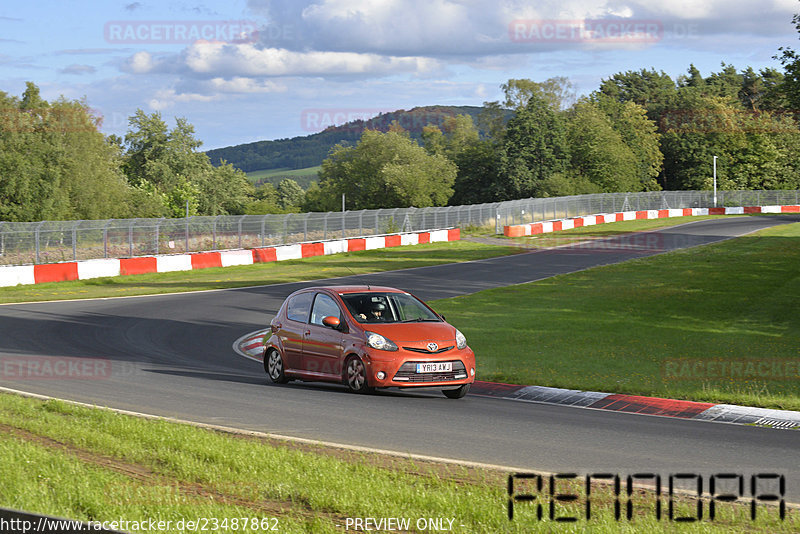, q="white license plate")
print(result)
[416,362,452,373]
